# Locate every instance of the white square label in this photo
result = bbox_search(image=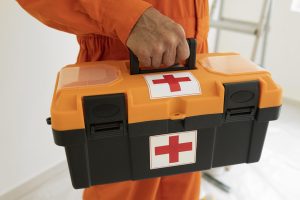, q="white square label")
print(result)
[144,72,201,99]
[149,130,197,169]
